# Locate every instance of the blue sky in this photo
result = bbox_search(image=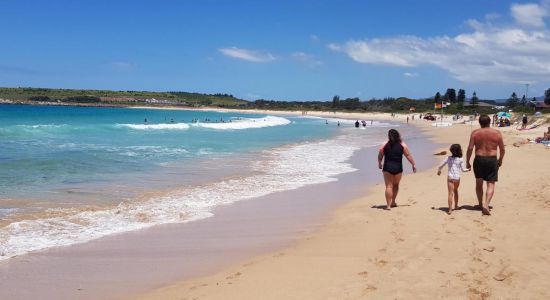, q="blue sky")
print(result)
[1,0,549,101]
